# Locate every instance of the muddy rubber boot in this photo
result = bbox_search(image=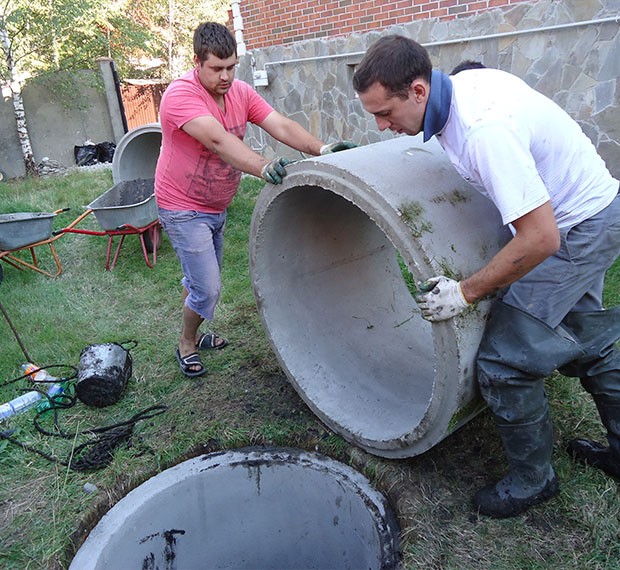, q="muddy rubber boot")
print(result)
[473,408,560,518]
[566,368,620,479]
[473,302,585,519]
[567,438,620,479]
[559,309,620,480]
